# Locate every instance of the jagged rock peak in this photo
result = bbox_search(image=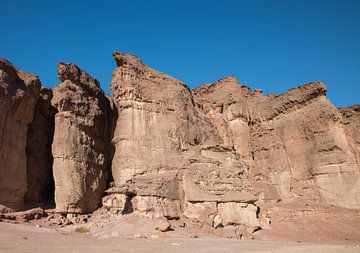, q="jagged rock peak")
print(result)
[111,52,188,88]
[214,75,239,85]
[57,62,100,91]
[192,75,258,99]
[113,52,145,68]
[340,104,360,115]
[285,81,327,97]
[0,58,18,84]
